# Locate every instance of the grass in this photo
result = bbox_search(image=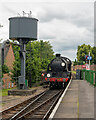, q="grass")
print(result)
[0,88,16,96]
